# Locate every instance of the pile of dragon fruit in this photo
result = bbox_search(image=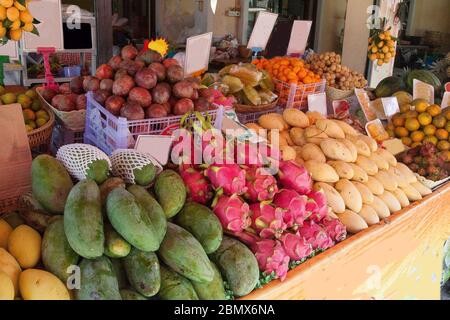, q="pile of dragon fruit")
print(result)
[179,159,347,281]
